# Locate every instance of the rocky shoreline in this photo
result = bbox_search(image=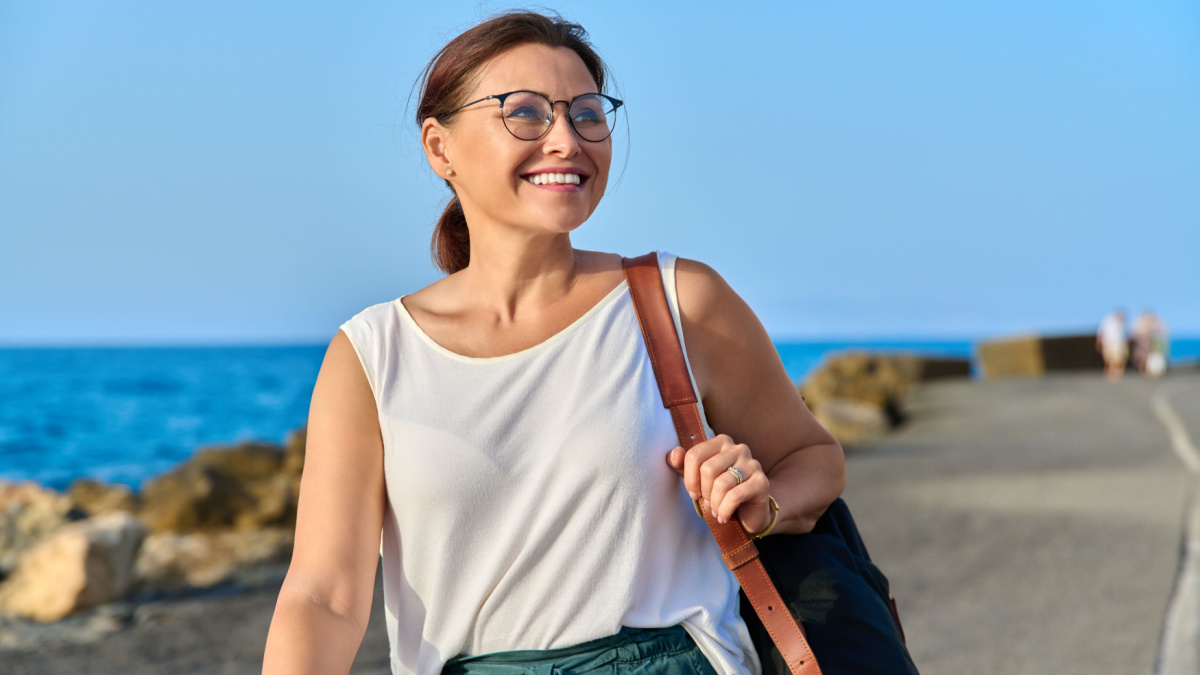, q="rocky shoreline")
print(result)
[0,429,307,630]
[4,566,394,674]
